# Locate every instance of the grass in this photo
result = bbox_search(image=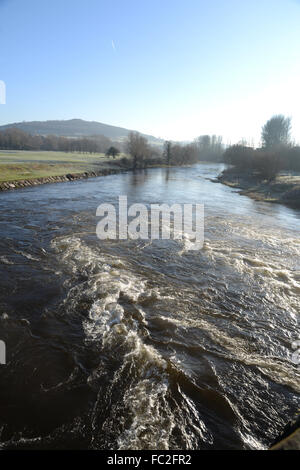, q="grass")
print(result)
[0,150,124,182]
